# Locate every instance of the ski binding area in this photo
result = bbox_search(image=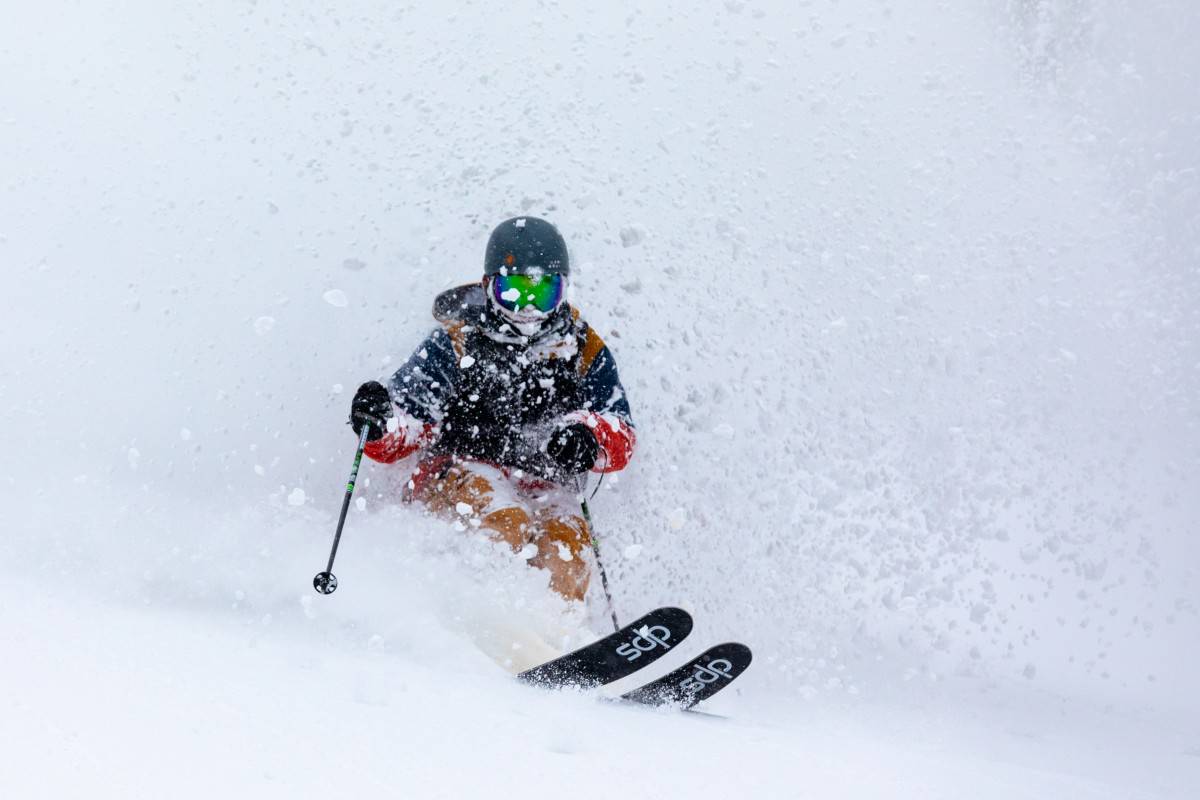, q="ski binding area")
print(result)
[515,606,752,710]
